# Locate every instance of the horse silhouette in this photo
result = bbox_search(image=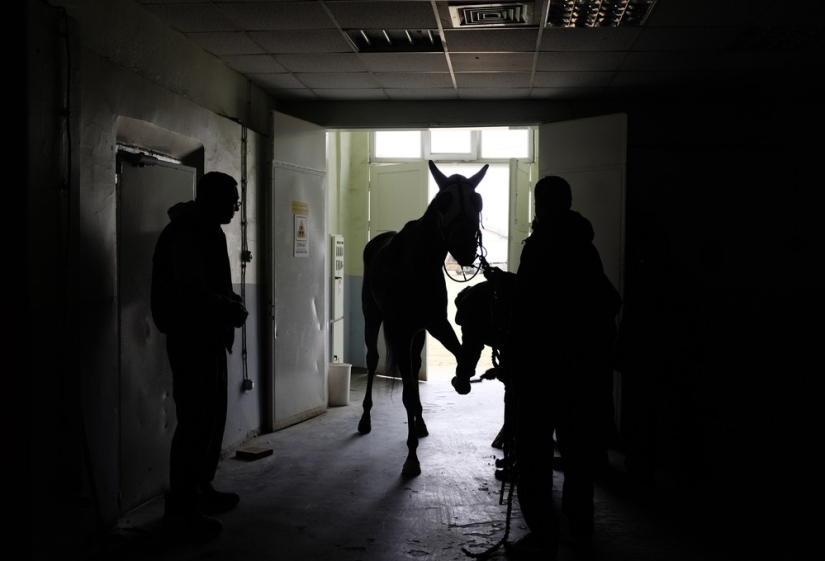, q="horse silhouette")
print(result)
[359,160,489,476]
